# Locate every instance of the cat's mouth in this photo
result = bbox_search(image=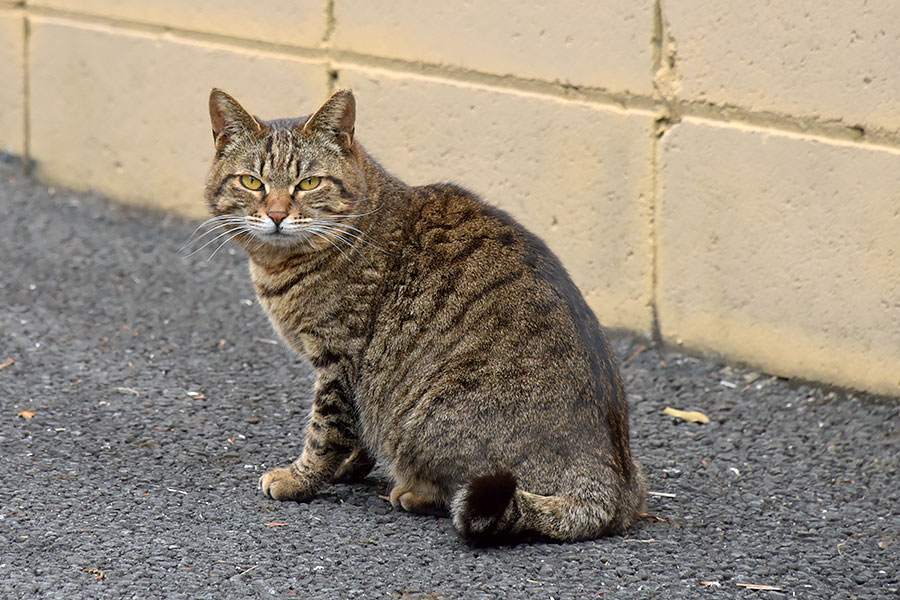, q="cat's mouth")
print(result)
[251,218,300,241]
[248,218,363,255]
